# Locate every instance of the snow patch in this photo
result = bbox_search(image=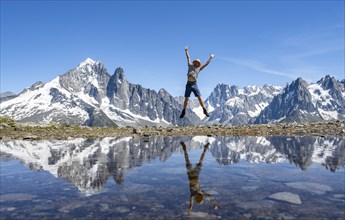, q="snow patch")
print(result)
[192,106,206,120]
[248,103,268,117]
[318,108,338,120]
[191,136,216,145]
[225,97,244,107]
[308,83,333,107]
[0,76,89,123]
